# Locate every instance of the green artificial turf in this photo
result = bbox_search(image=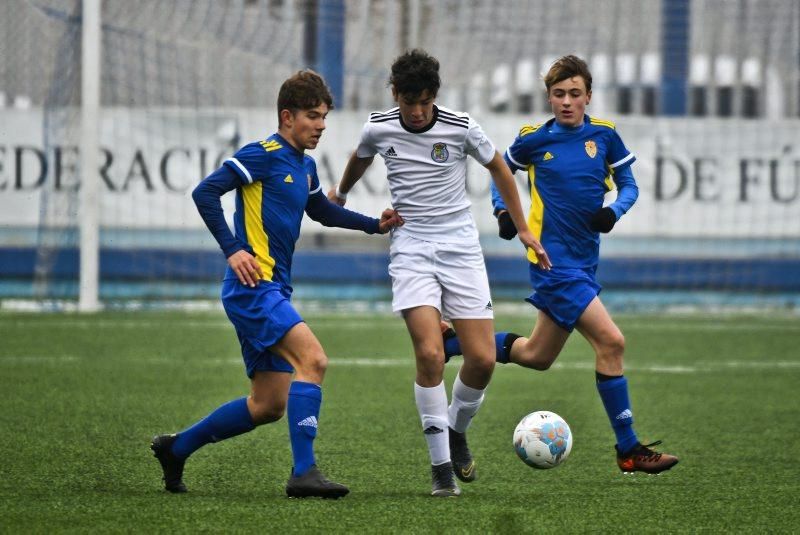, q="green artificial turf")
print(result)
[1,310,798,533]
